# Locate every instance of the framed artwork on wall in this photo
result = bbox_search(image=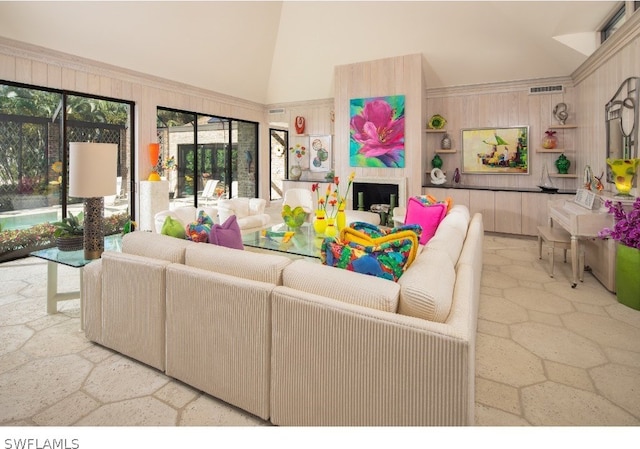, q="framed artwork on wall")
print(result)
[308,135,332,172]
[349,95,405,168]
[461,126,529,174]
